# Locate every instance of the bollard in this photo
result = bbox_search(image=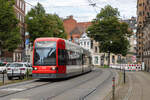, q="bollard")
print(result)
[12,69,14,80]
[124,69,126,84]
[112,77,115,100]
[20,69,22,80]
[2,70,4,85]
[26,68,29,79]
